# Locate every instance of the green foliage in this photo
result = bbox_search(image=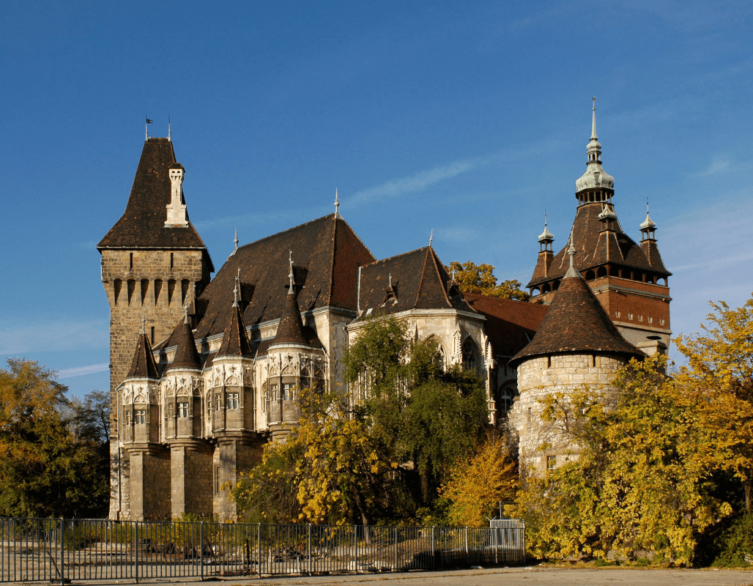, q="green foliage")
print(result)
[446,260,529,301]
[232,317,488,525]
[0,359,110,518]
[709,513,753,567]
